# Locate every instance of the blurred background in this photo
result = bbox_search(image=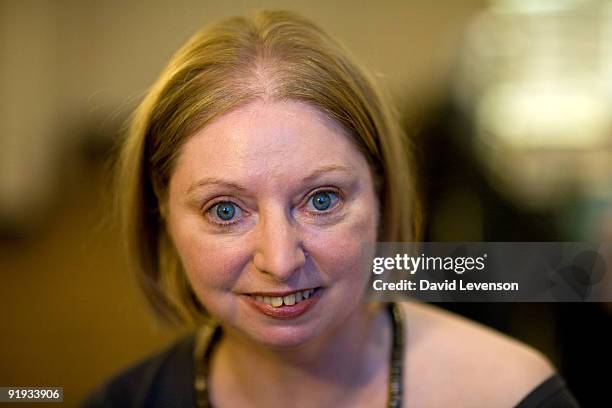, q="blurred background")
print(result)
[0,0,610,406]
